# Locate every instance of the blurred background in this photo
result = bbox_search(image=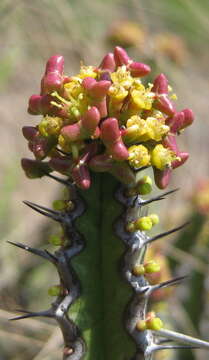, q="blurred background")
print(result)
[1,0,209,359]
